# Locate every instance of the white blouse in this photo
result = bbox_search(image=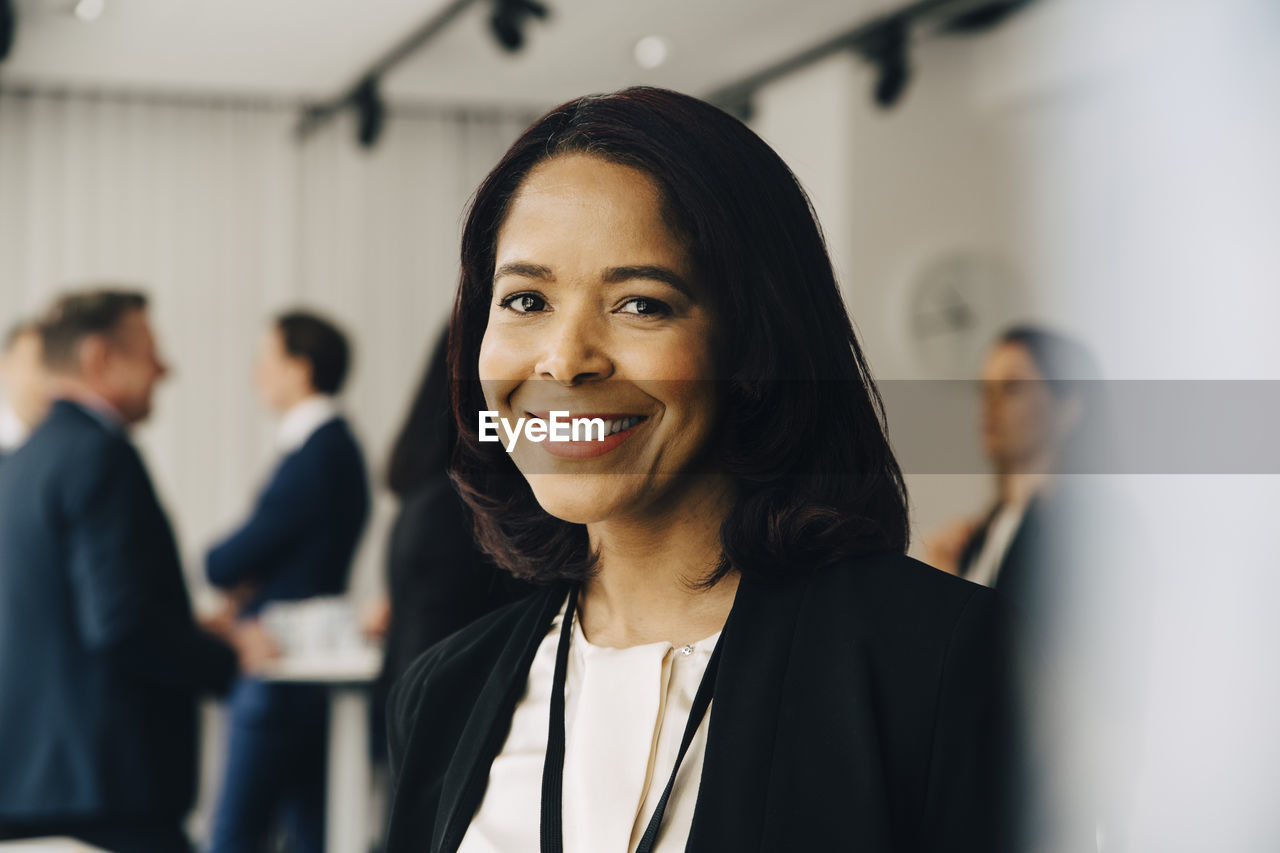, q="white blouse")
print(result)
[457,594,720,853]
[966,502,1027,588]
